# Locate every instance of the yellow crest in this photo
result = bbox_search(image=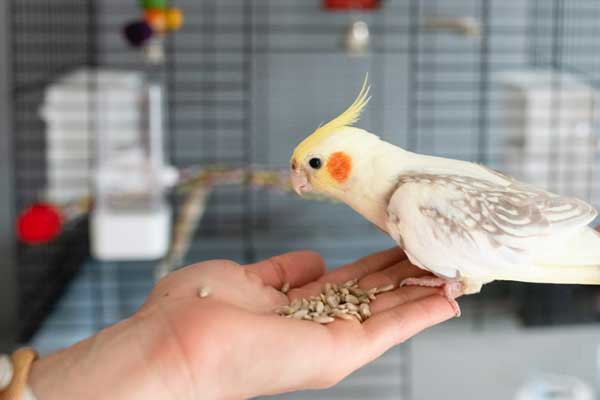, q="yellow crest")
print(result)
[292,75,370,163]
